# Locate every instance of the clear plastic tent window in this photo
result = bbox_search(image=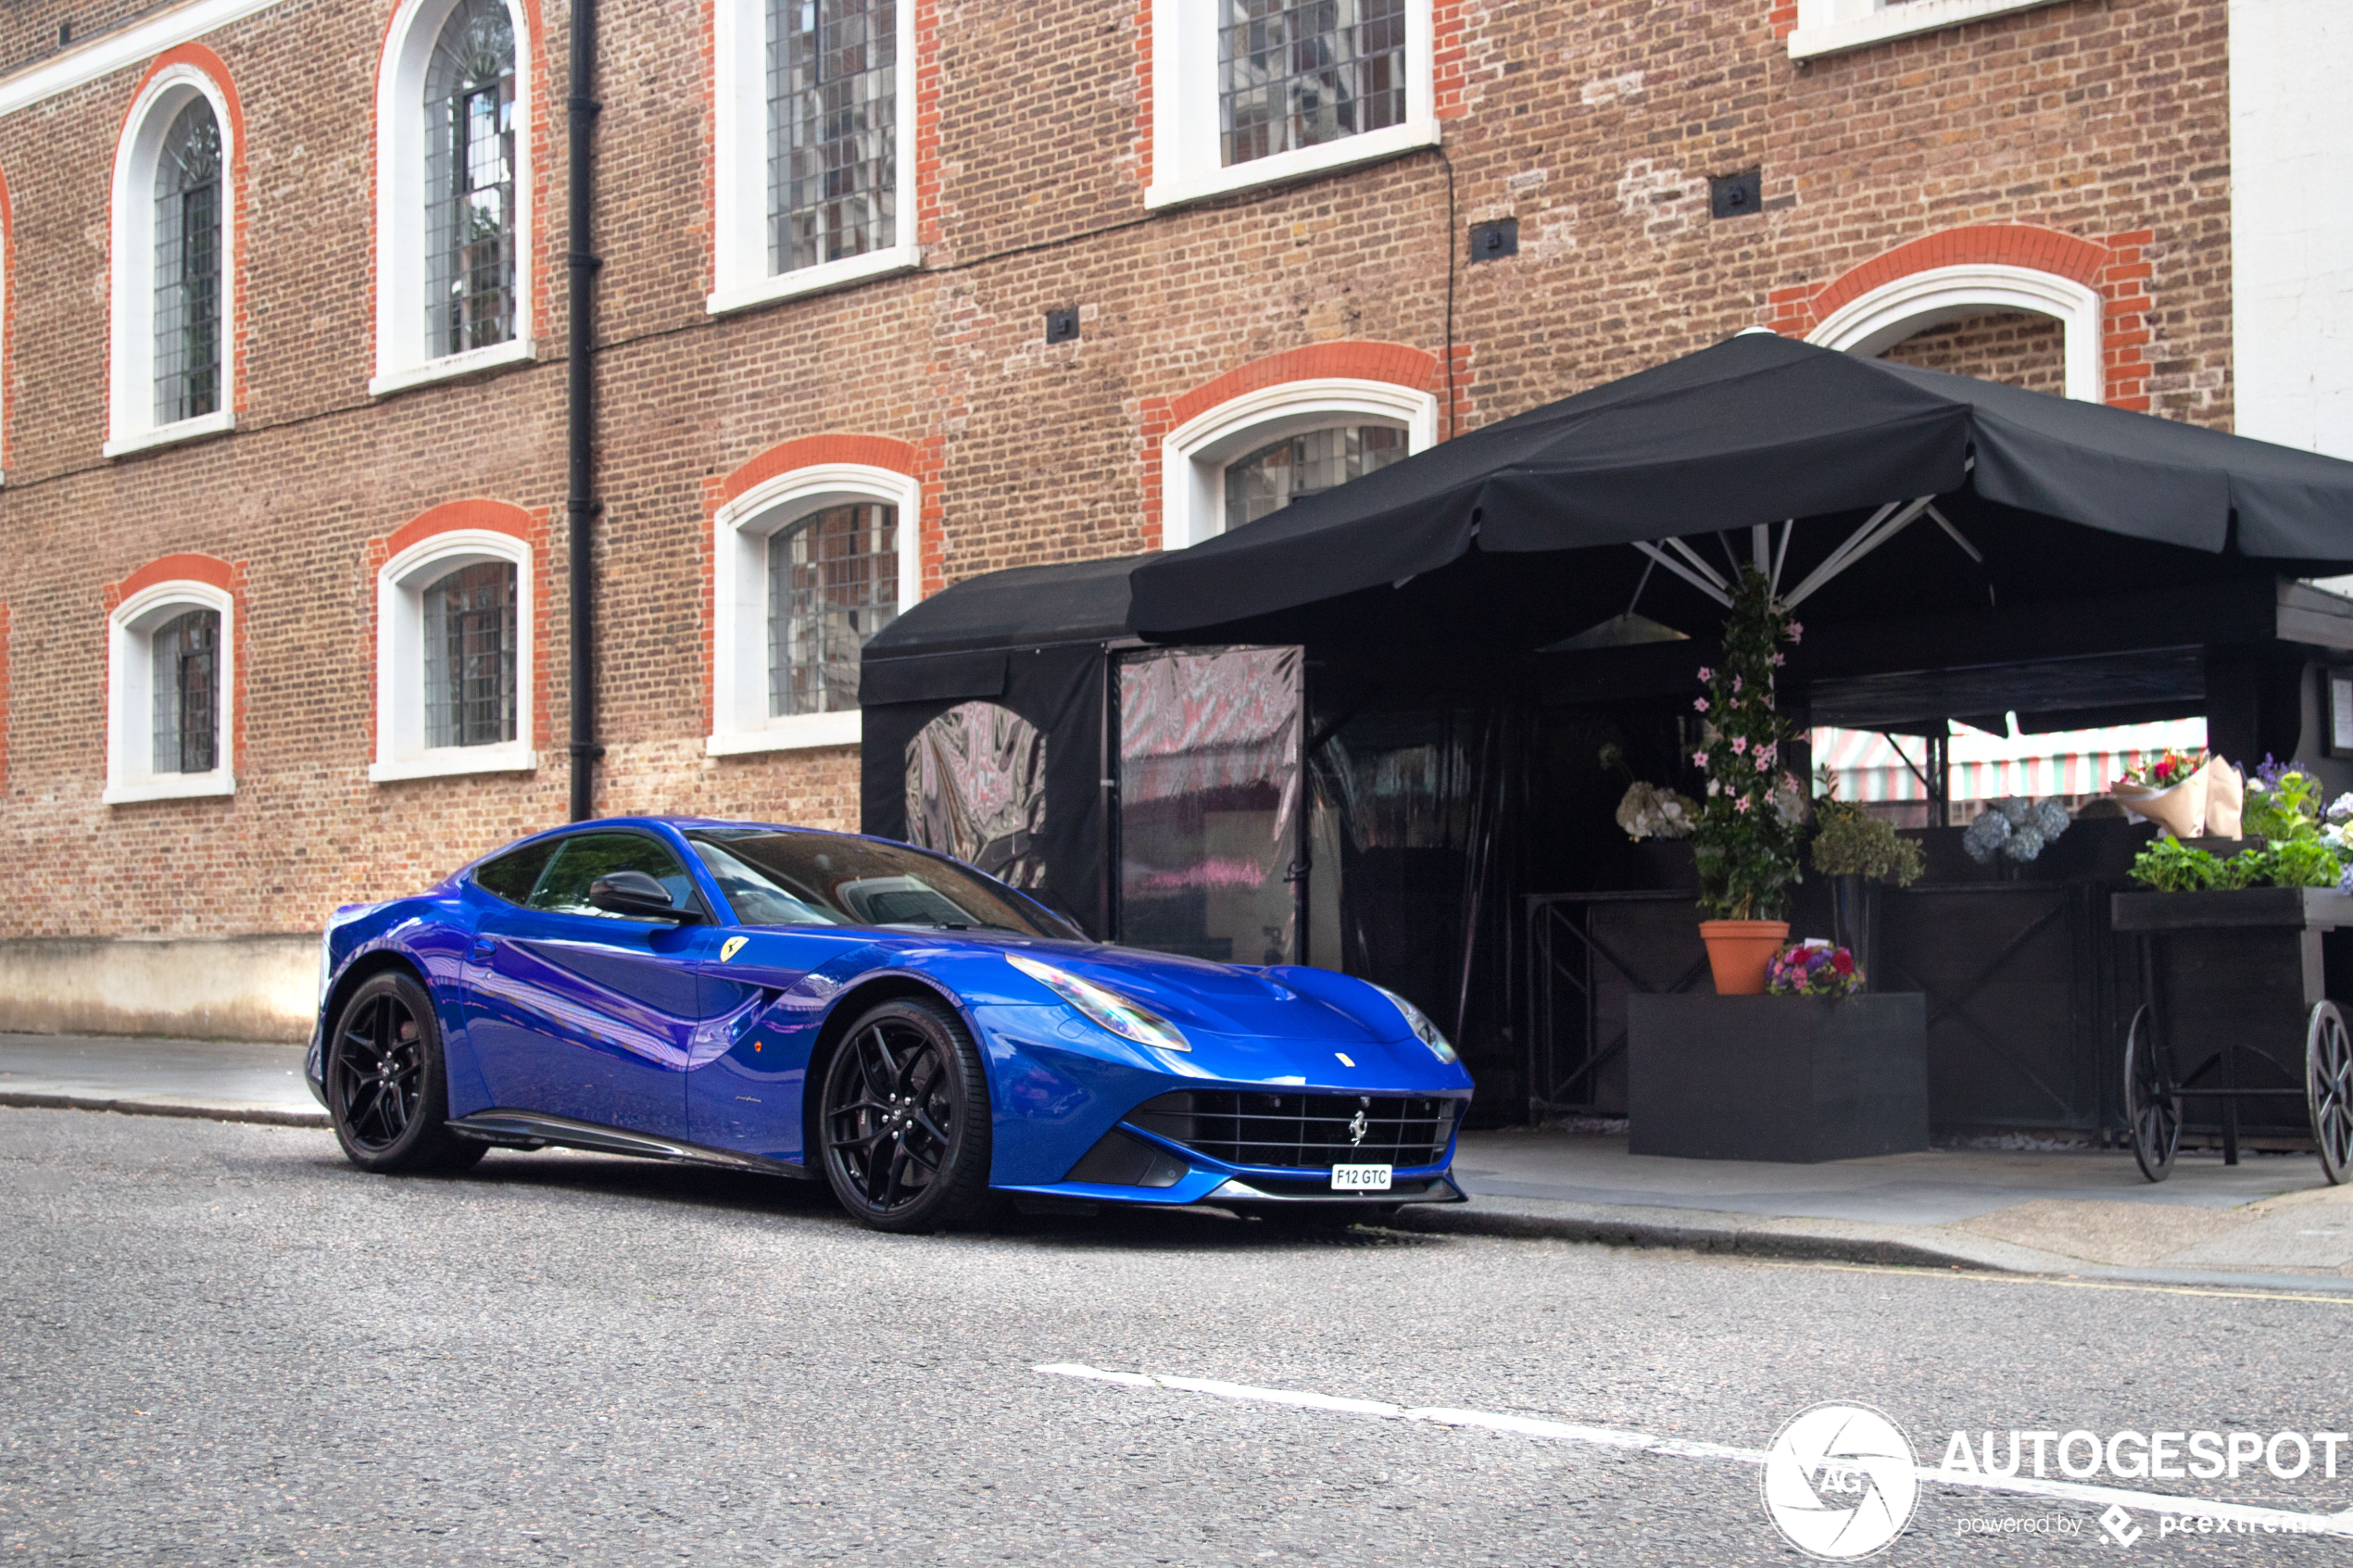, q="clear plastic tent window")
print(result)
[903,700,1051,889]
[1116,646,1302,966]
